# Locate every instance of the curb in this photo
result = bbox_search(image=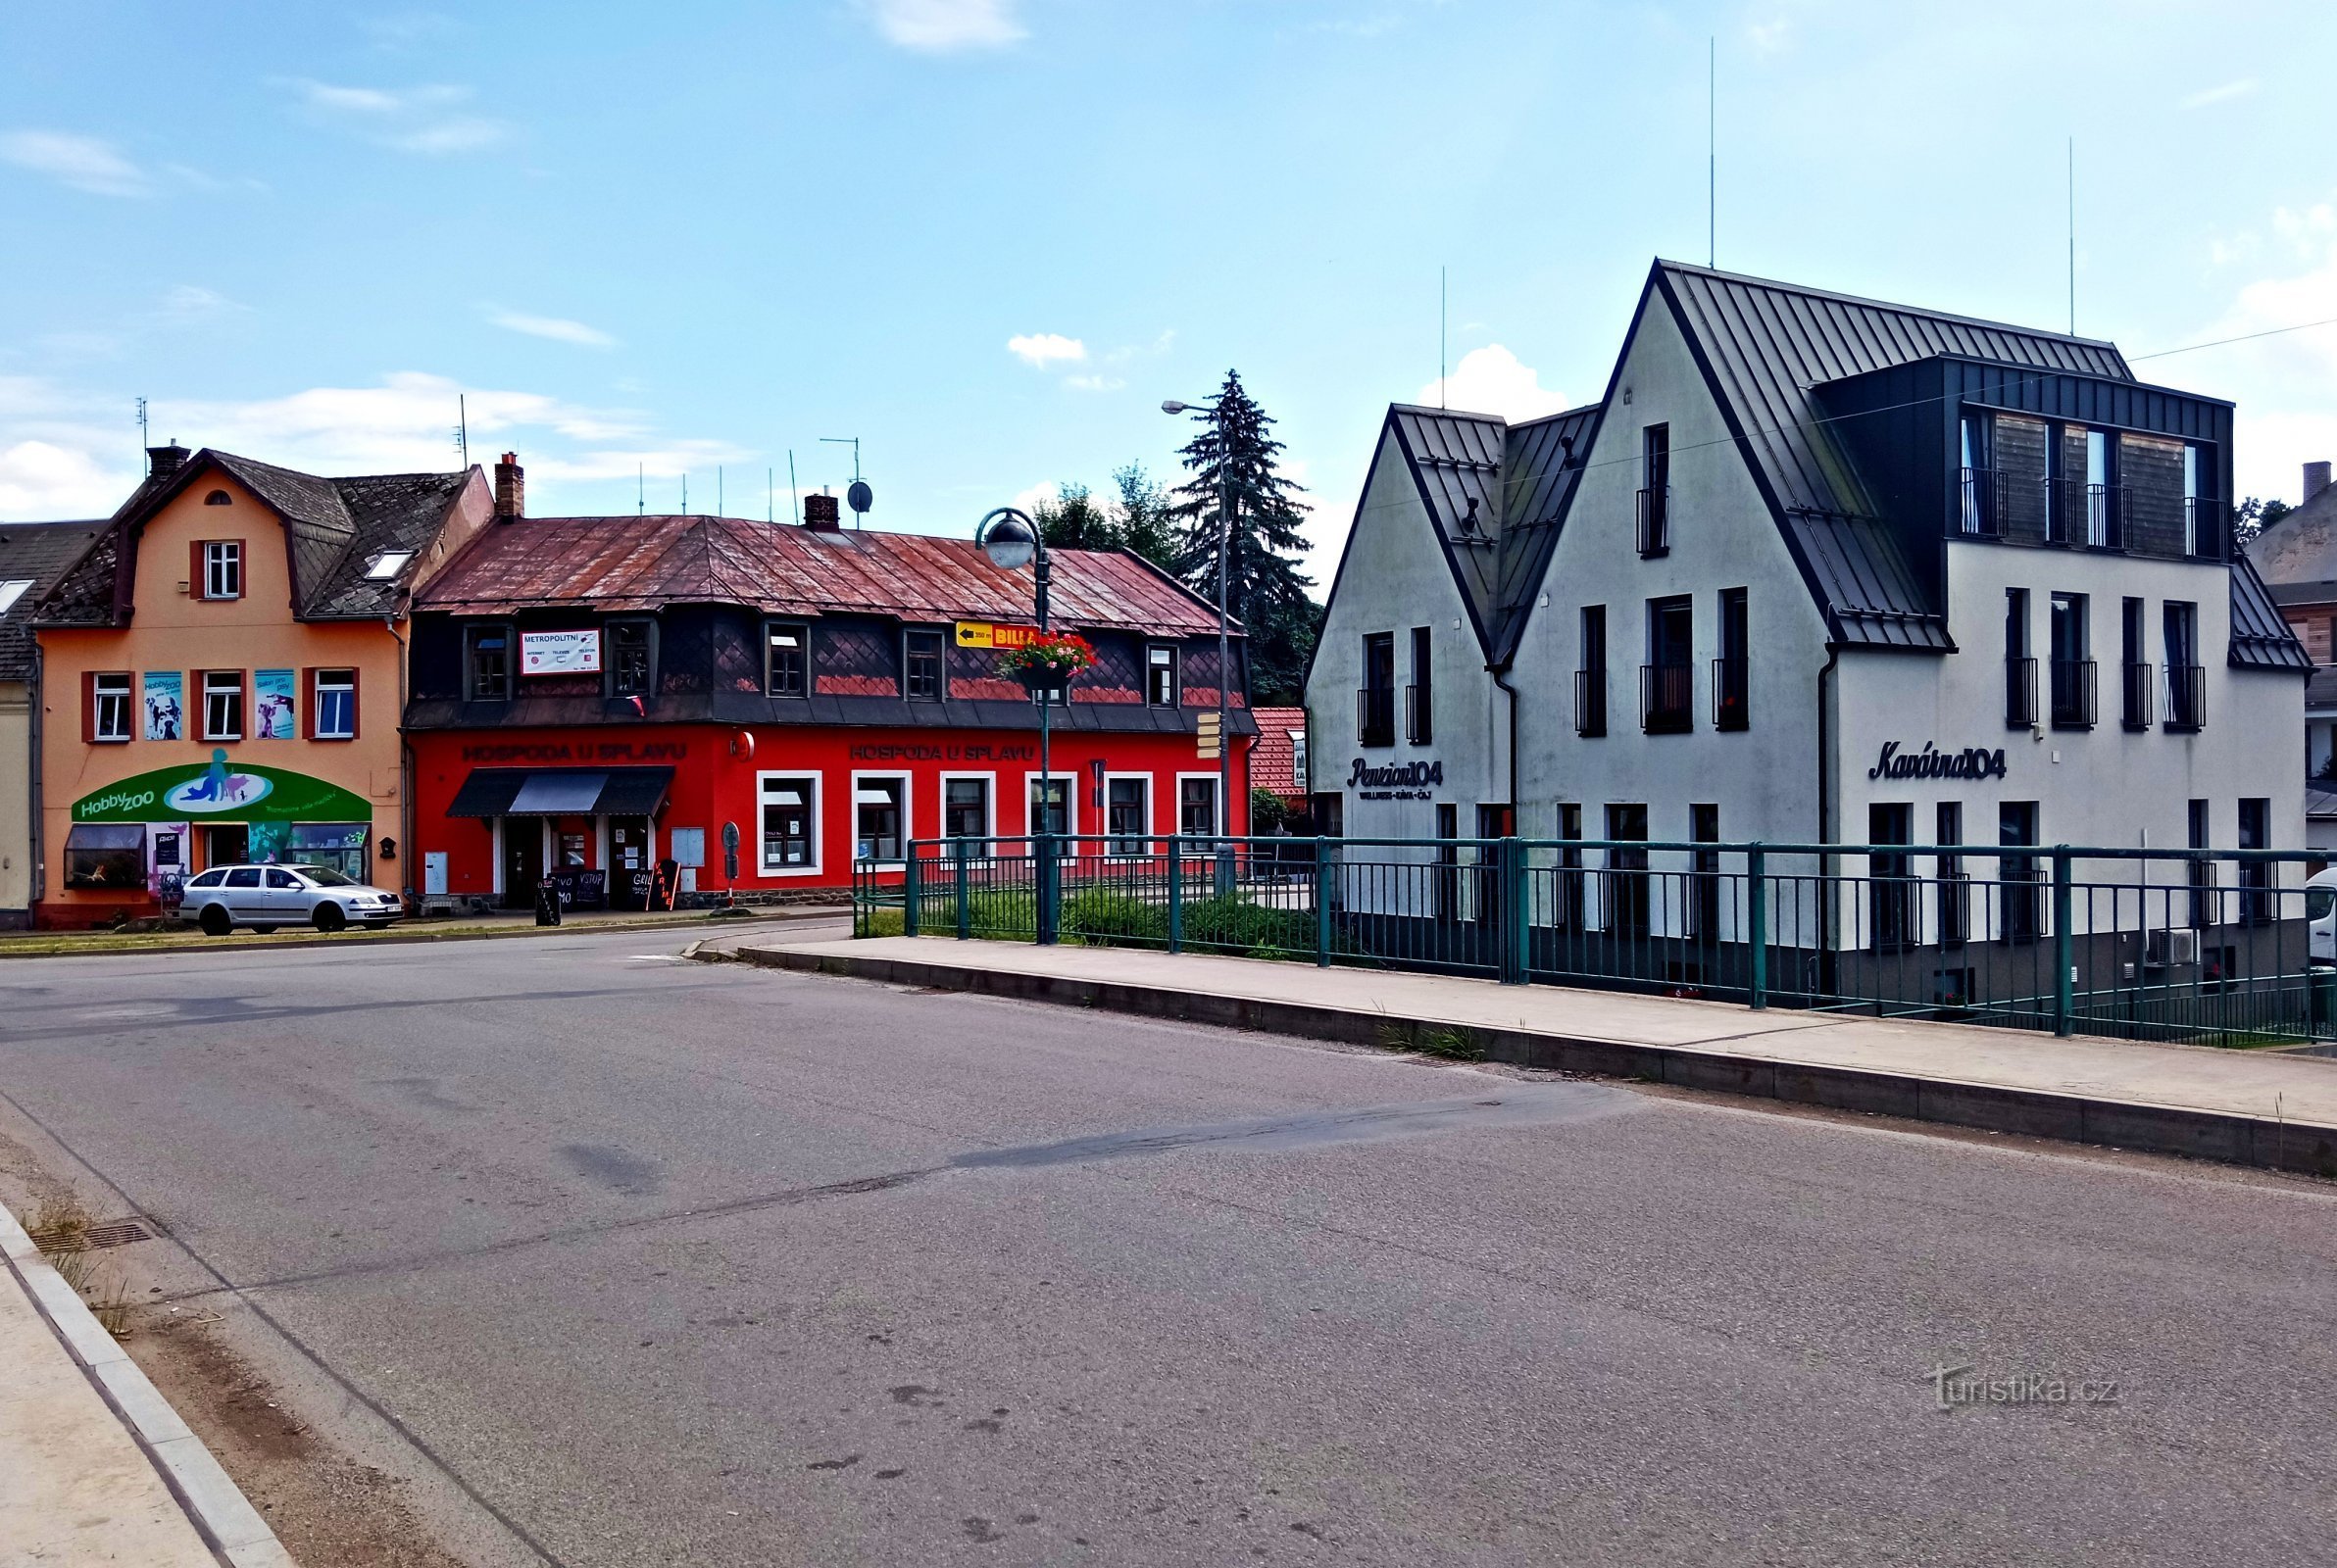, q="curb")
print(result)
[0,1200,294,1568]
[0,906,835,962]
[734,944,2337,1180]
